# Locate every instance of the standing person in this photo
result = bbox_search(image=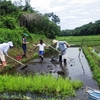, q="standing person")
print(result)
[22,33,29,58]
[0,41,14,67]
[52,39,70,65]
[33,40,47,60]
